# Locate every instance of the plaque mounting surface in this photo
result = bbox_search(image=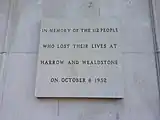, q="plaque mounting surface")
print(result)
[35,18,124,98]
